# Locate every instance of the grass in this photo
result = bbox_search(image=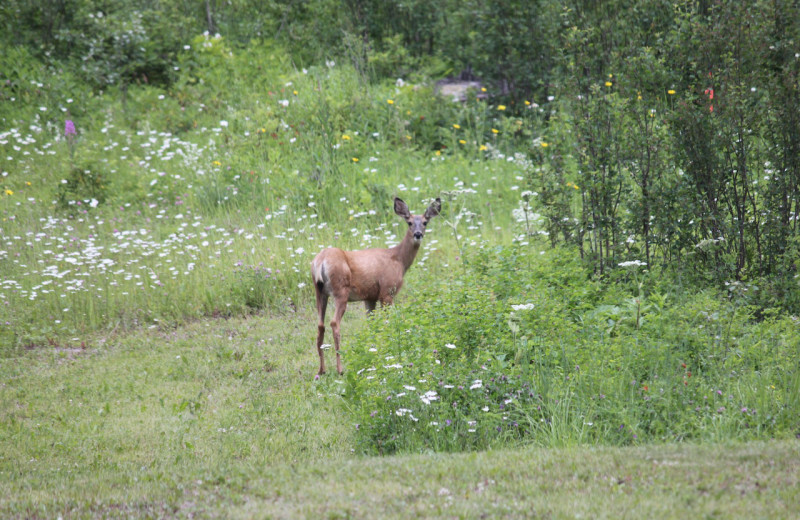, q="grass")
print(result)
[1,310,798,518]
[2,31,799,519]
